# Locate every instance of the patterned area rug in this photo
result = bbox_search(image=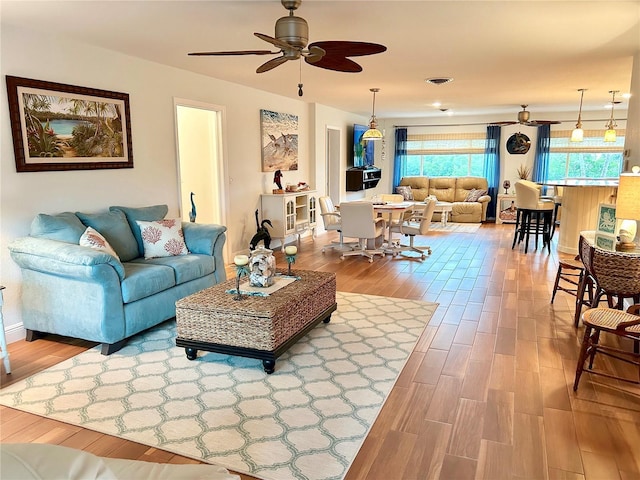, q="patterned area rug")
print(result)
[429,222,482,233]
[0,292,436,480]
